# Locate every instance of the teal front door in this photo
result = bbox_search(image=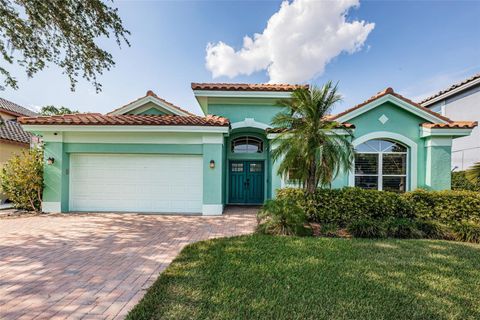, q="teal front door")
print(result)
[229,161,264,204]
